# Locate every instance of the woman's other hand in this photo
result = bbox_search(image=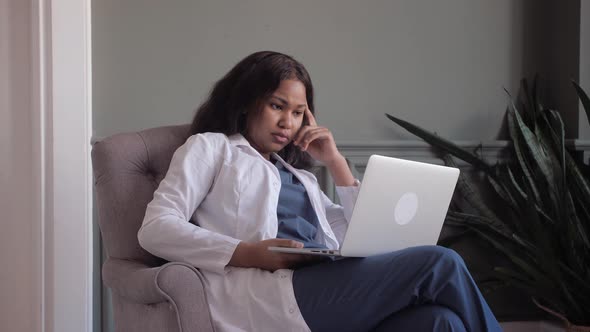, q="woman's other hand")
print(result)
[229,238,321,271]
